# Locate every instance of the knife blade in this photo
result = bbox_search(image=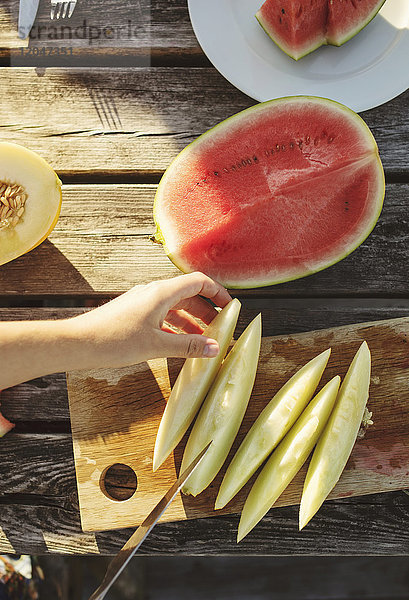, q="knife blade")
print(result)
[88,441,212,600]
[18,0,40,39]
